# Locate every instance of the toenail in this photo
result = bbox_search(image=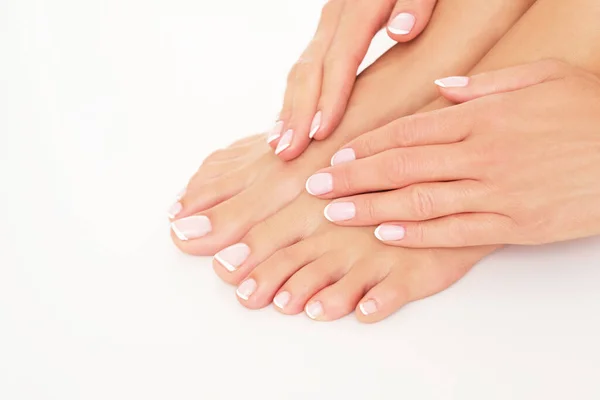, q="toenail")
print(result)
[267,121,284,144]
[324,202,356,222]
[236,279,257,301]
[305,301,324,320]
[359,299,379,316]
[388,13,416,35]
[170,216,212,241]
[275,129,294,154]
[309,111,322,139]
[273,291,291,309]
[374,224,406,242]
[305,173,333,196]
[330,148,356,166]
[214,243,251,272]
[176,187,187,201]
[167,201,183,219]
